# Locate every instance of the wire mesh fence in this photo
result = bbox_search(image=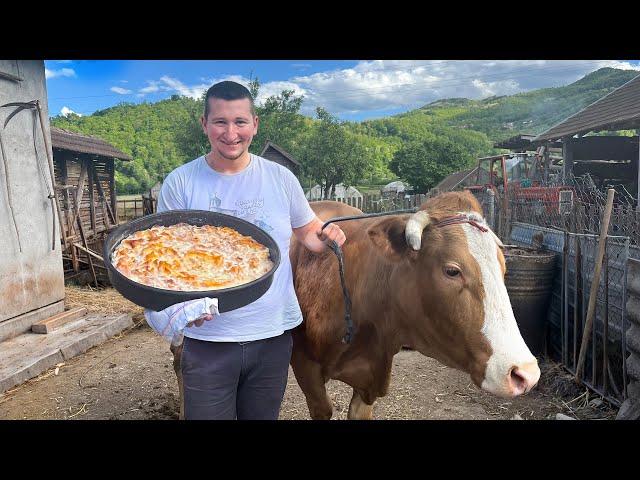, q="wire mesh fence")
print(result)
[506,173,640,249]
